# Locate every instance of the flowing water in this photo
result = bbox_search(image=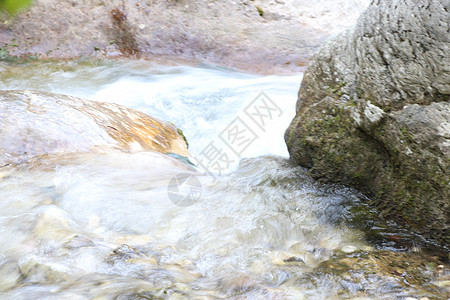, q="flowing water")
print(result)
[0,59,448,299]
